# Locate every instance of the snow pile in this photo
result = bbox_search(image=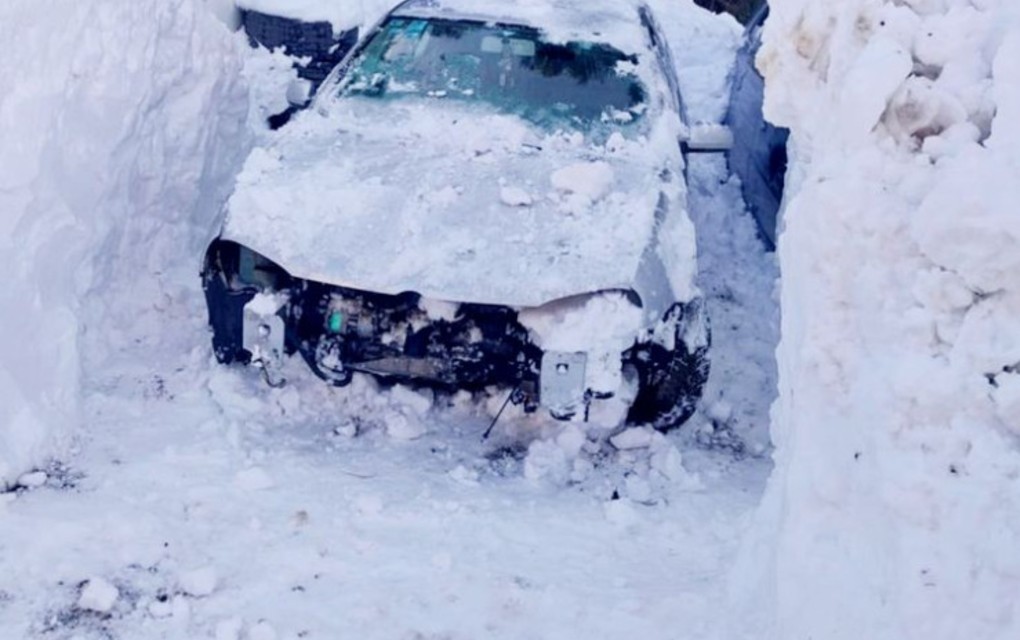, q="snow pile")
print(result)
[735,0,1020,638]
[0,0,249,488]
